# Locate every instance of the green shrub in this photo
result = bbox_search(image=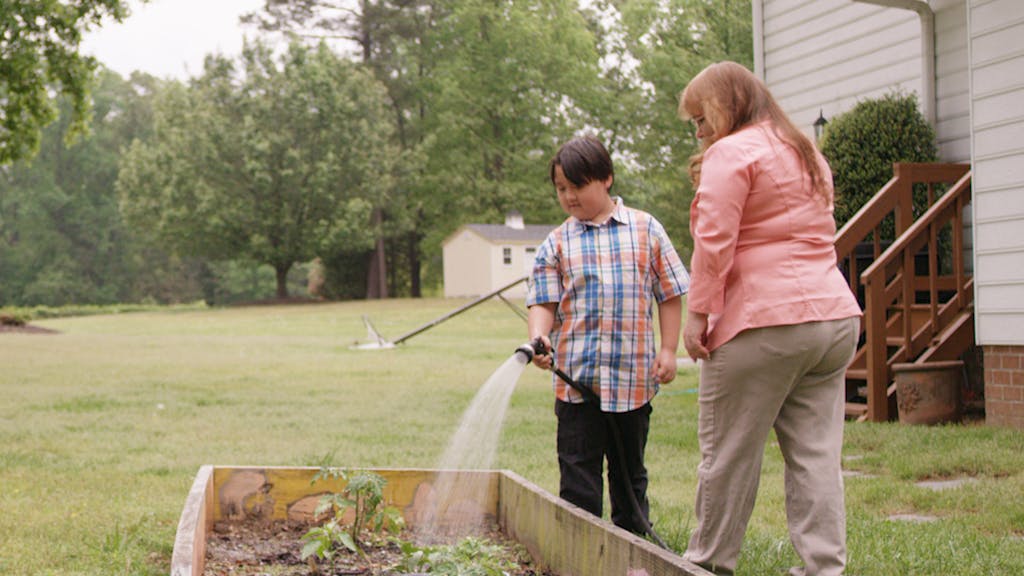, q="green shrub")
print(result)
[820,91,938,235]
